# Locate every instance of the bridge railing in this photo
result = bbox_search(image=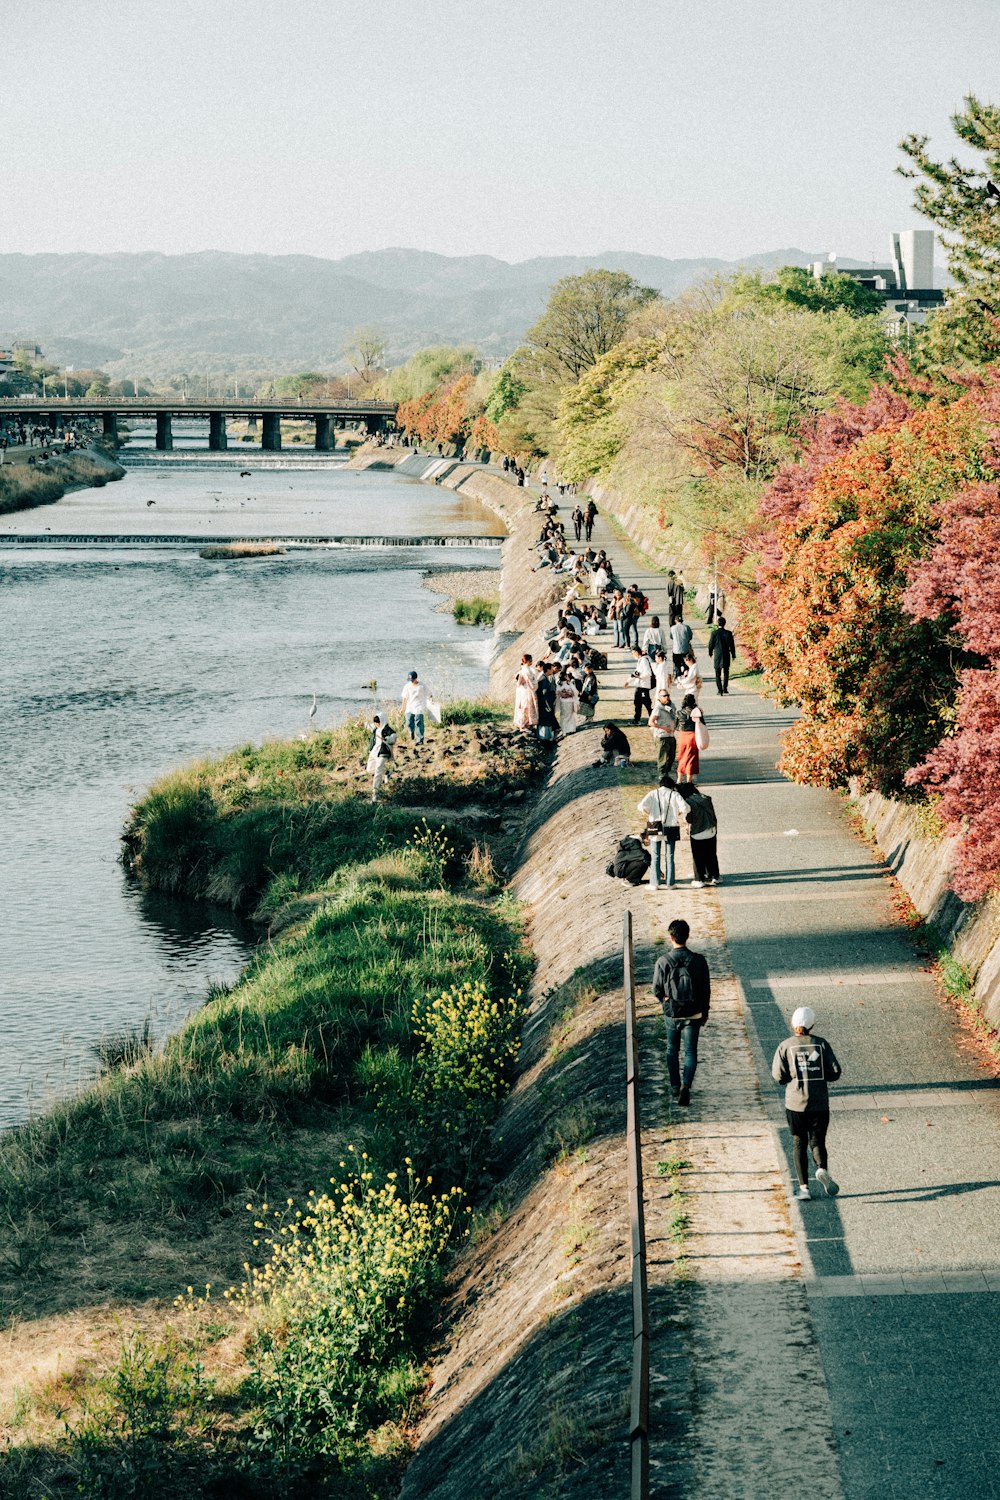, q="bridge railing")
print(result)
[0,396,396,413]
[624,910,649,1500]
